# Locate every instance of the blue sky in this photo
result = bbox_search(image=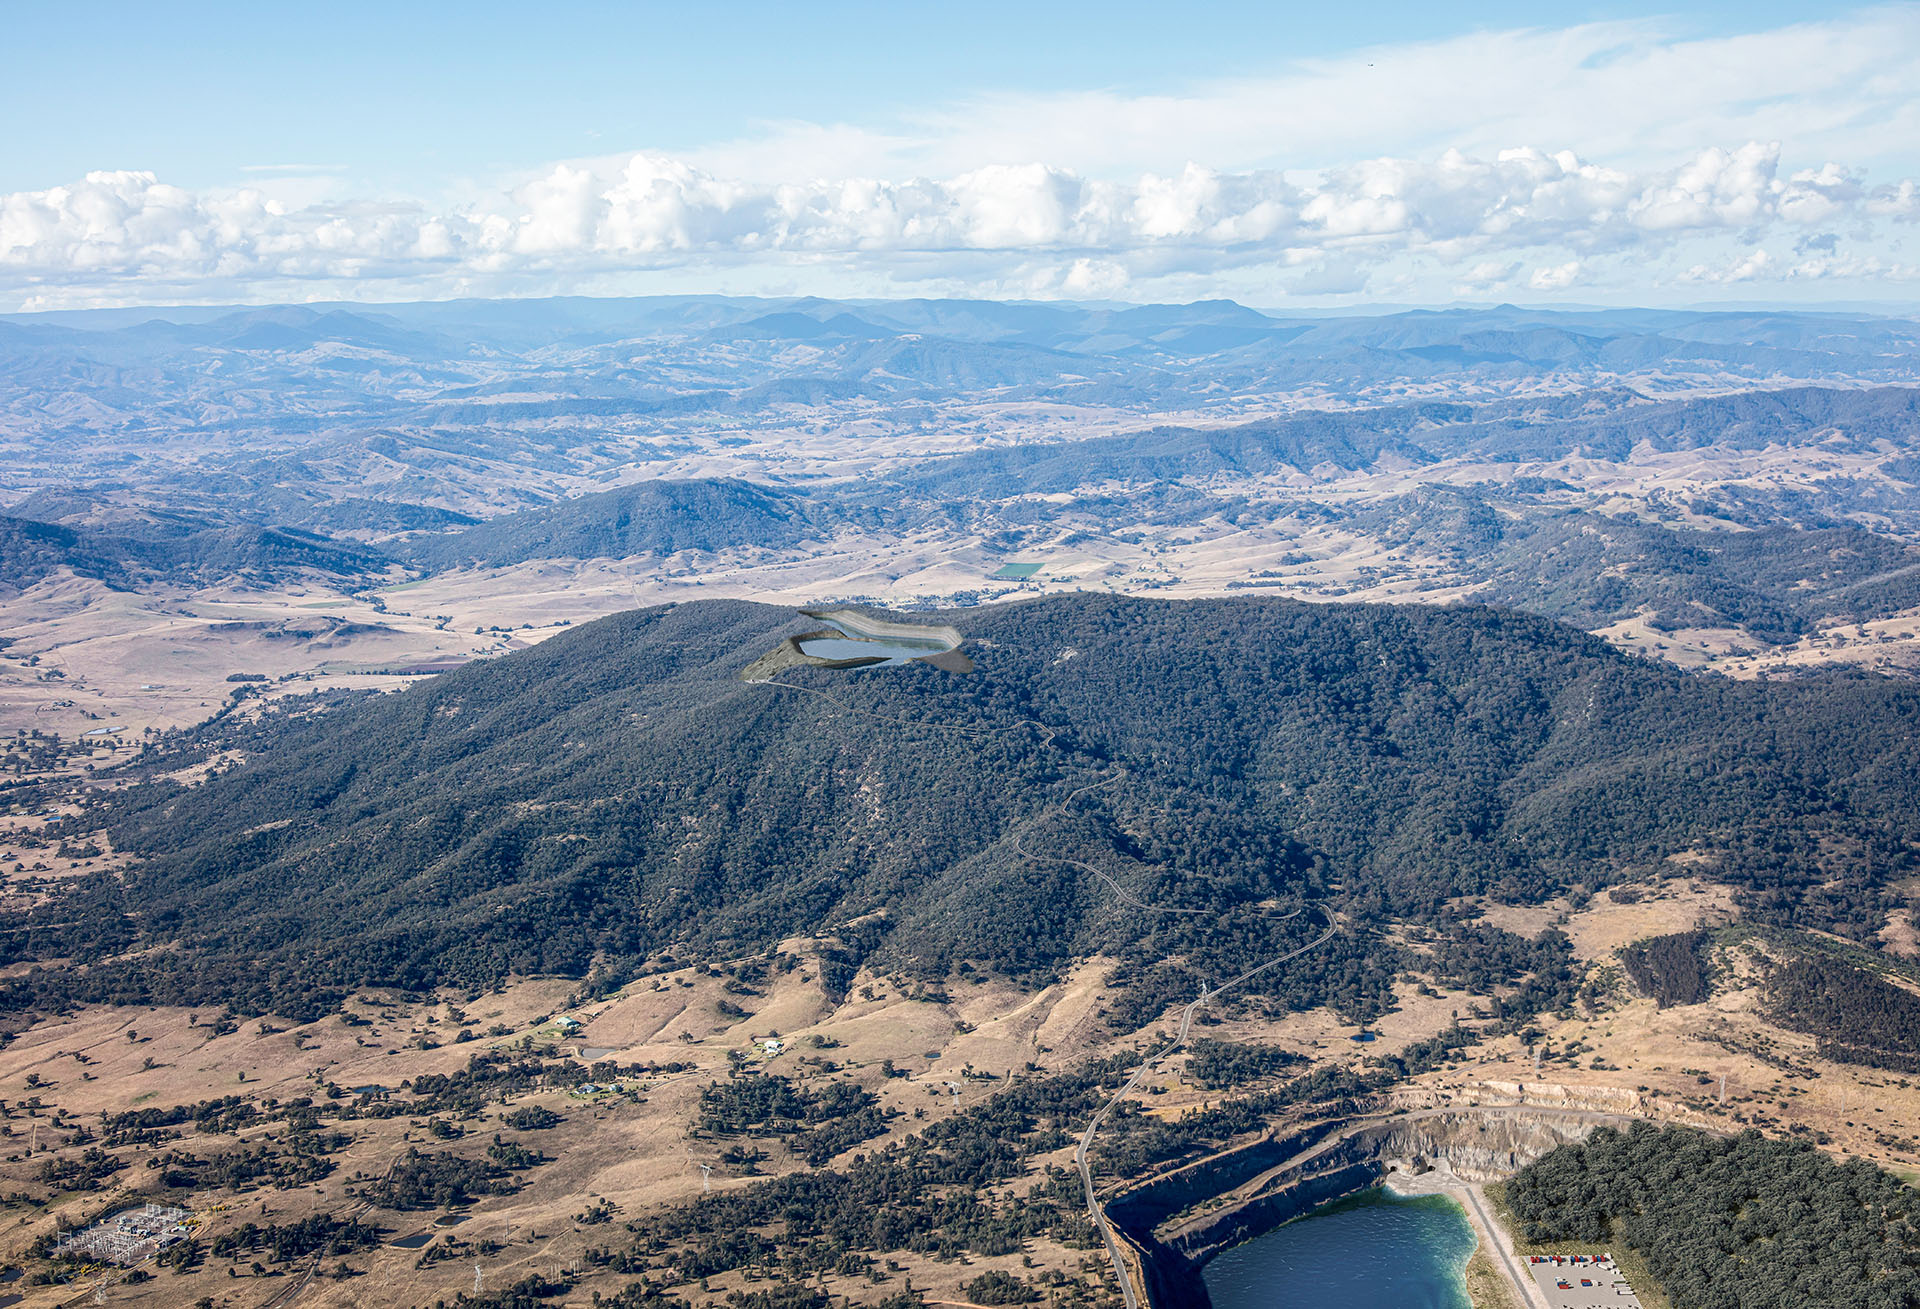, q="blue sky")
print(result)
[5,2,1840,192]
[5,2,1918,309]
